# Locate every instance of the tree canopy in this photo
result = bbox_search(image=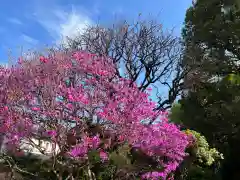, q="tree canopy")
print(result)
[180,0,240,179]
